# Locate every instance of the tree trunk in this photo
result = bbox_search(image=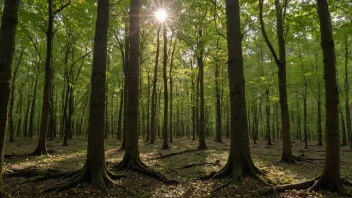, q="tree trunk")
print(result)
[117,86,123,141]
[197,31,207,149]
[215,64,222,143]
[33,0,54,155]
[28,79,38,139]
[212,0,261,180]
[315,0,343,191]
[0,0,20,196]
[266,91,272,145]
[259,0,294,163]
[150,25,160,144]
[120,17,129,150]
[112,0,175,184]
[162,22,169,149]
[8,49,22,142]
[169,37,176,143]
